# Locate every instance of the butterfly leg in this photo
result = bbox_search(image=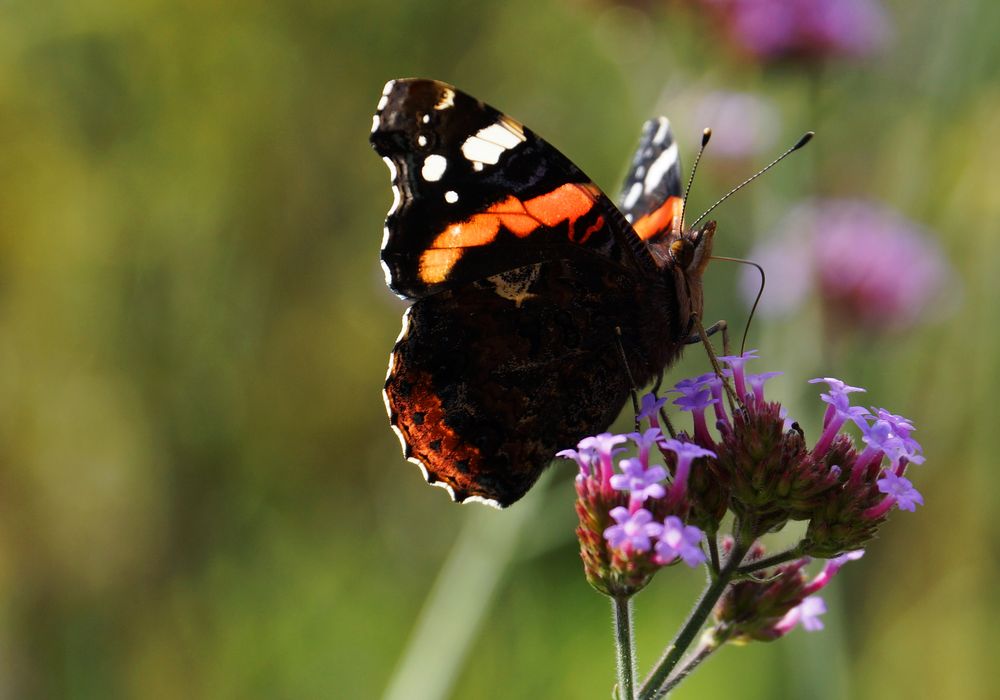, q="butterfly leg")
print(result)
[688,315,740,411]
[614,326,642,431]
[683,319,729,354]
